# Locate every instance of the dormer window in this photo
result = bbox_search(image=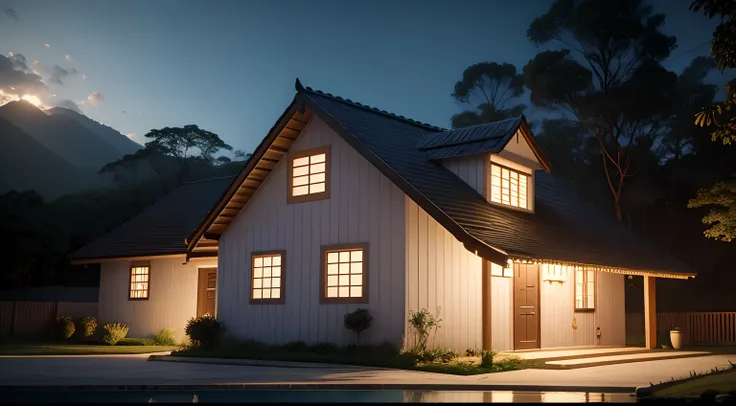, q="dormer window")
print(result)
[490,163,529,210]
